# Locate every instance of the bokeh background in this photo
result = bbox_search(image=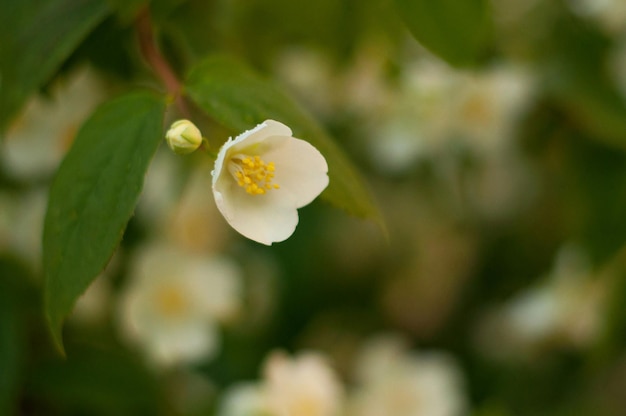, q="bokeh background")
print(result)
[3,0,626,415]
